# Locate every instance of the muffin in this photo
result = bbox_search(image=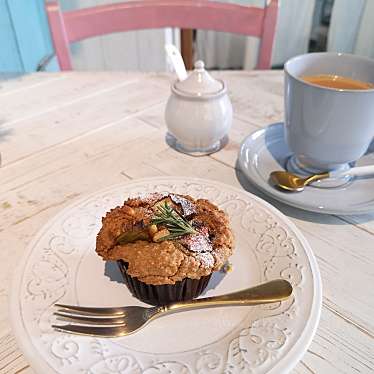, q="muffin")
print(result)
[96,193,234,305]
